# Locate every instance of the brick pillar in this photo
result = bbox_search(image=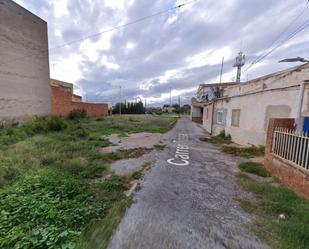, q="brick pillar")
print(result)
[265,118,295,154]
